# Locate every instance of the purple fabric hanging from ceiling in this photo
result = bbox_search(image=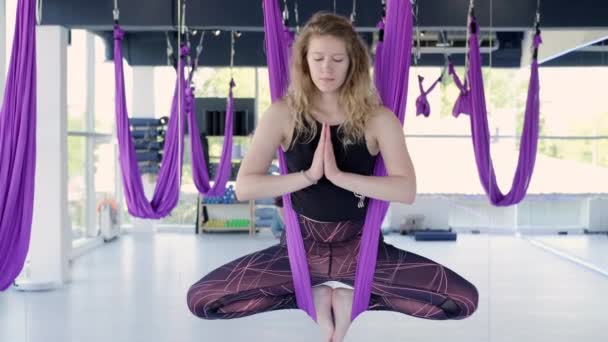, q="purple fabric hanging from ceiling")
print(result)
[415,74,442,117]
[262,0,413,321]
[449,62,471,118]
[0,0,36,291]
[263,0,316,320]
[467,18,541,206]
[114,26,185,219]
[352,0,413,320]
[187,79,235,197]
